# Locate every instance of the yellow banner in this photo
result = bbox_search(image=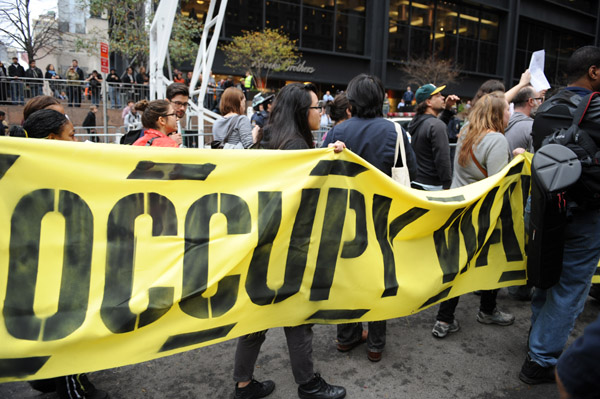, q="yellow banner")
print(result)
[0,137,596,381]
